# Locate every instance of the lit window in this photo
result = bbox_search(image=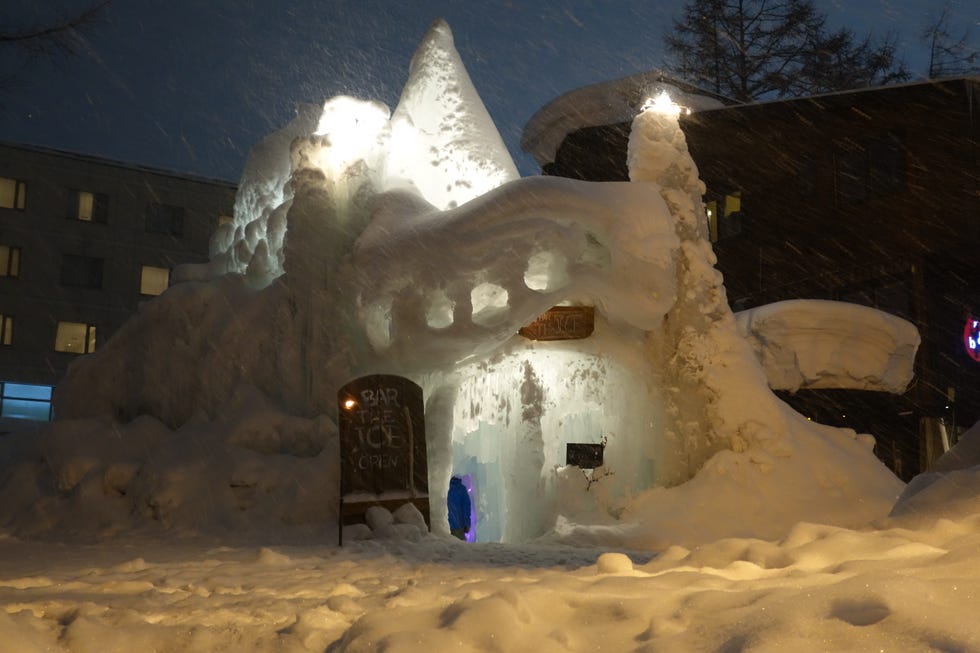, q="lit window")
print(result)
[146,203,184,236]
[218,214,234,226]
[60,254,104,289]
[706,200,718,242]
[704,191,743,242]
[0,382,52,421]
[74,190,108,223]
[0,314,12,345]
[55,321,96,354]
[0,245,20,278]
[0,177,26,210]
[140,265,170,296]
